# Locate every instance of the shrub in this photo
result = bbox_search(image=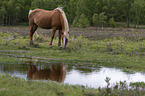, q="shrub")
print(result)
[72,17,79,27]
[109,18,116,28]
[72,14,90,28]
[78,14,90,28]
